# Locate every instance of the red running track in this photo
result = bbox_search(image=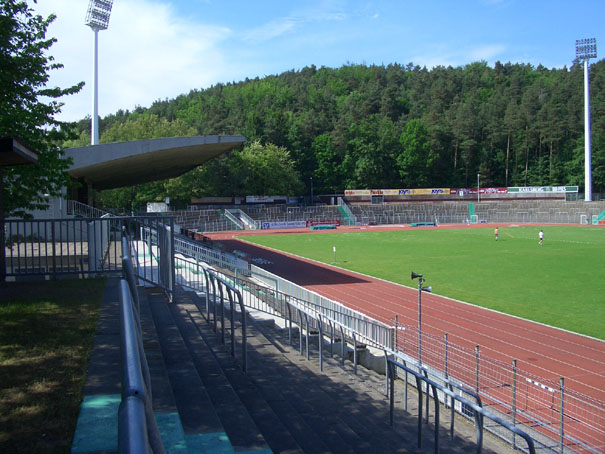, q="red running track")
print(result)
[207,224,605,451]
